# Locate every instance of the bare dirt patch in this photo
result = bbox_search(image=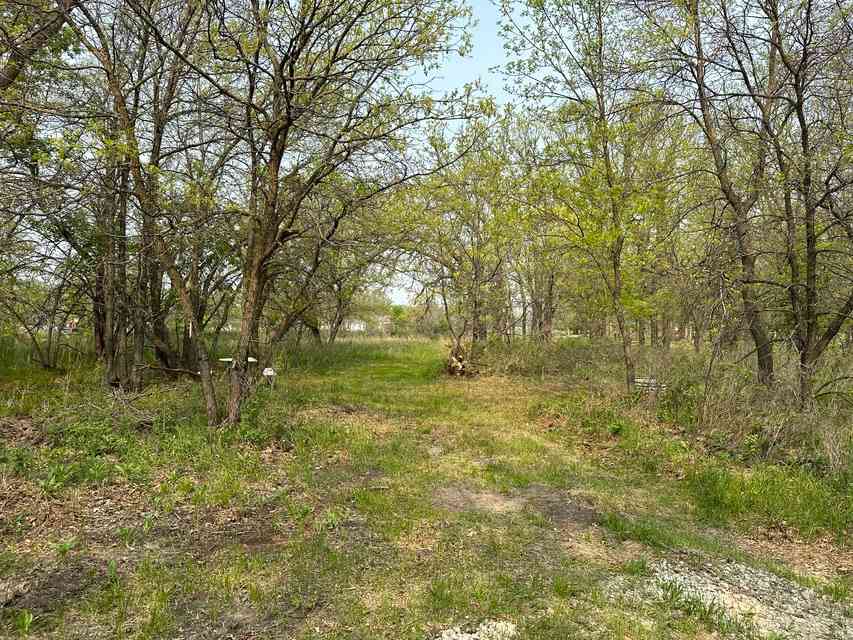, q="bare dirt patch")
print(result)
[1,555,108,615]
[158,501,290,555]
[4,482,153,553]
[0,416,44,446]
[736,528,853,581]
[434,483,652,568]
[521,485,599,528]
[435,486,525,514]
[434,484,601,527]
